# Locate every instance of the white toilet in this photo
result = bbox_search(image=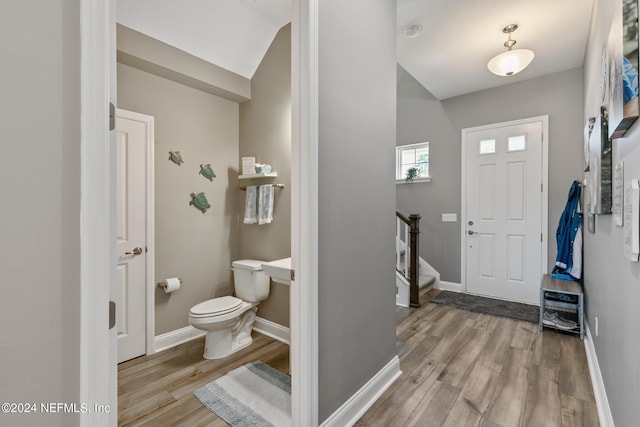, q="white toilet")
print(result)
[189,259,270,359]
